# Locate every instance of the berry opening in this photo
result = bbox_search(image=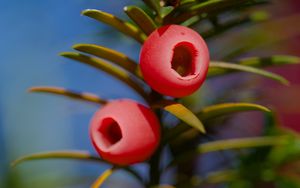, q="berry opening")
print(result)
[98,118,122,148]
[171,42,197,77]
